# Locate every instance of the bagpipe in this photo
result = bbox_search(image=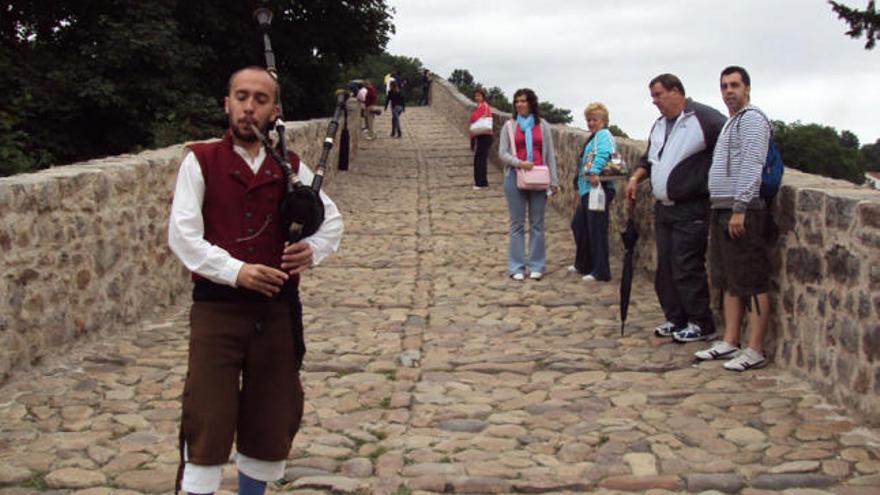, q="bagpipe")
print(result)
[252,7,348,243]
